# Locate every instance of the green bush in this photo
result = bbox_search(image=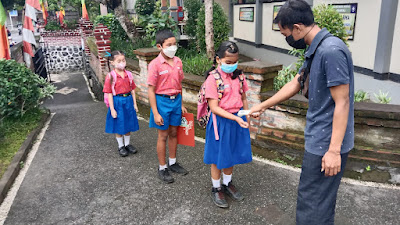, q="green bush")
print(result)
[64,19,78,30]
[196,2,231,52]
[273,65,296,91]
[0,59,55,120]
[354,90,369,102]
[94,14,128,41]
[135,0,156,16]
[176,48,212,76]
[45,20,61,31]
[374,90,391,104]
[184,0,202,38]
[110,36,152,59]
[141,14,179,46]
